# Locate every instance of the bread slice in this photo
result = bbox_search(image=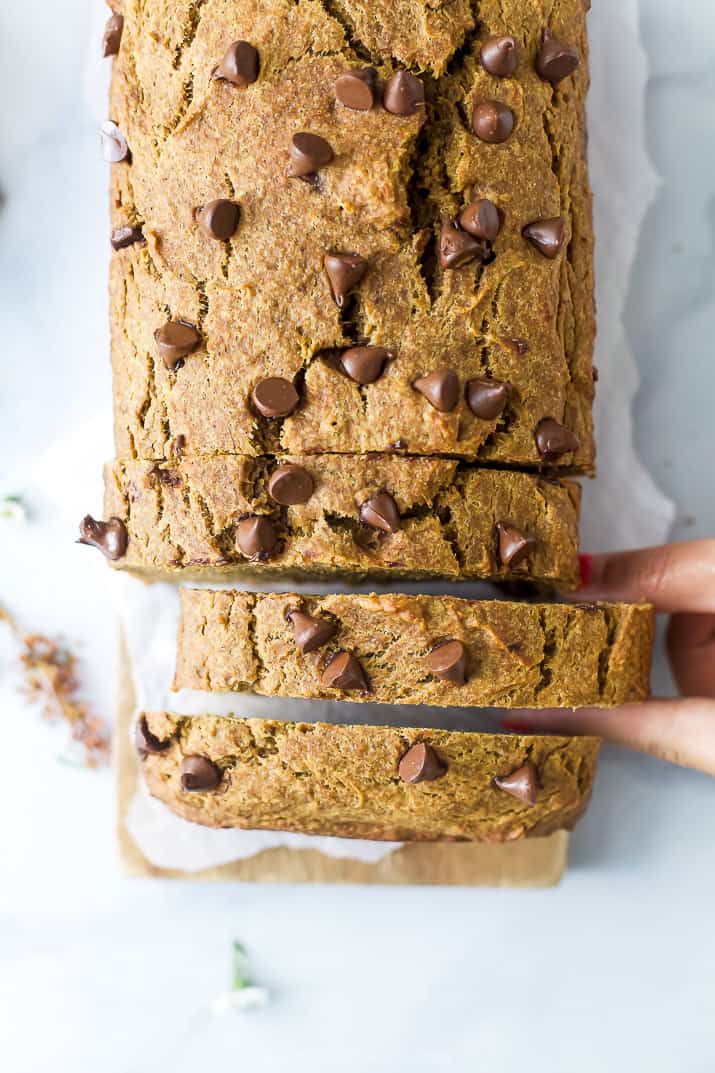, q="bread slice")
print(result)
[137,712,600,842]
[174,590,654,709]
[102,455,581,586]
